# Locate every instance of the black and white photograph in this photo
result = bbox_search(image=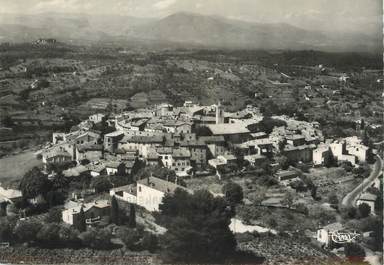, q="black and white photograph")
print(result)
[0,1,382,264]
